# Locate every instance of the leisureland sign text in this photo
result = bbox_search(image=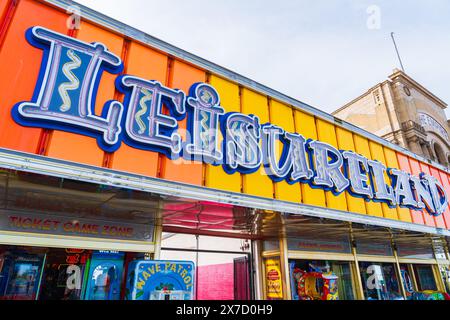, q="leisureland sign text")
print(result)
[11,26,448,217]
